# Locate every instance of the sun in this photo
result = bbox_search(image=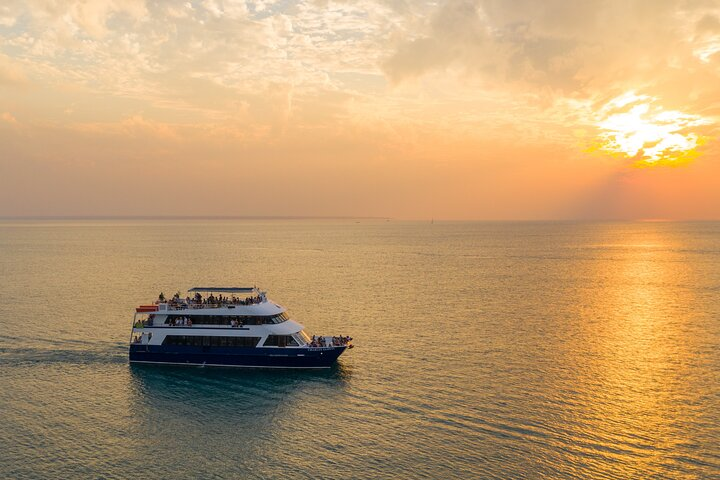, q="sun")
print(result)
[595,92,711,166]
